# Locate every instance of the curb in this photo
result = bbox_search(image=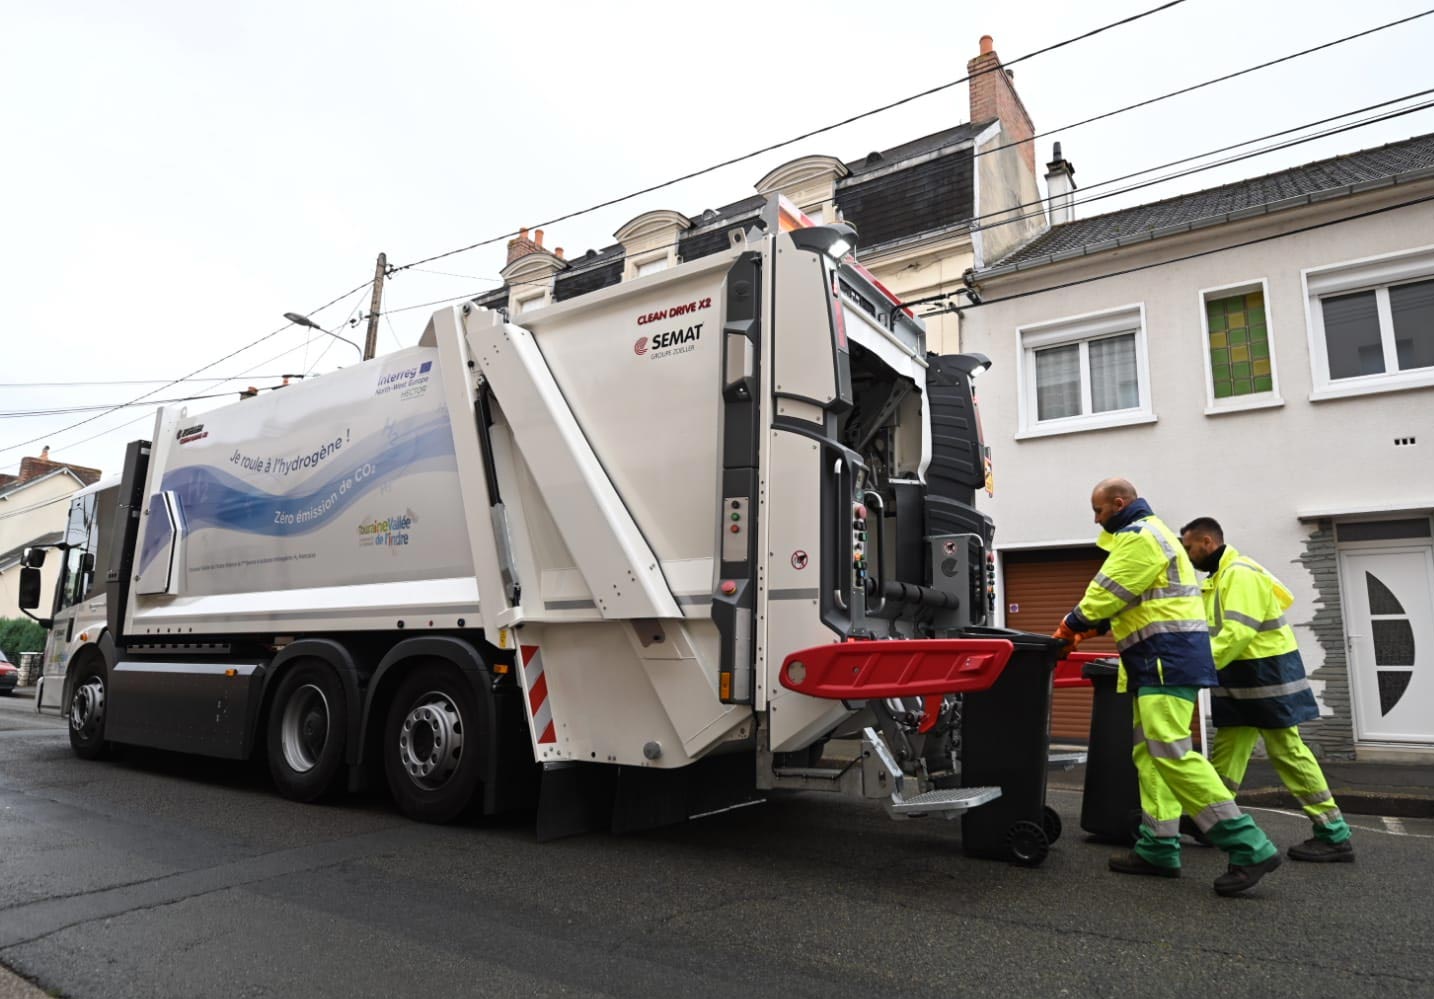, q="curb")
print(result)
[1237,787,1434,820]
